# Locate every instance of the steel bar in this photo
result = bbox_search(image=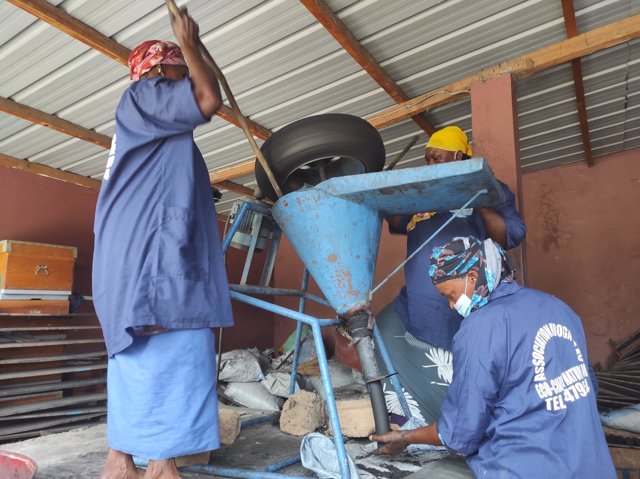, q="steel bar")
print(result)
[373,325,411,419]
[289,269,310,396]
[228,292,340,328]
[228,285,330,308]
